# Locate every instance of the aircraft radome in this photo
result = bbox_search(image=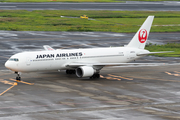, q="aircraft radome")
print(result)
[5,16,172,81]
